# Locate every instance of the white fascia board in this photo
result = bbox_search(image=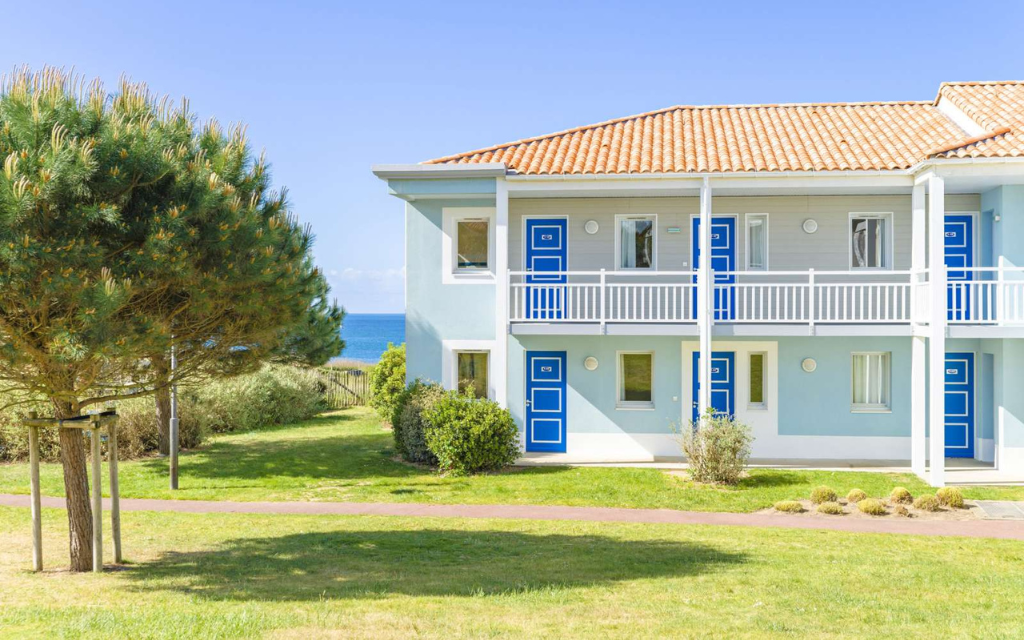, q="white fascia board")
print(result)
[371,163,507,180]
